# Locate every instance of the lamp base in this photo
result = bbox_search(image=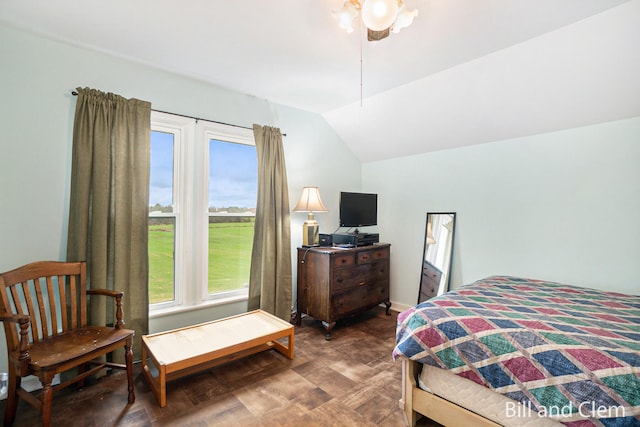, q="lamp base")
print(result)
[302,213,320,246]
